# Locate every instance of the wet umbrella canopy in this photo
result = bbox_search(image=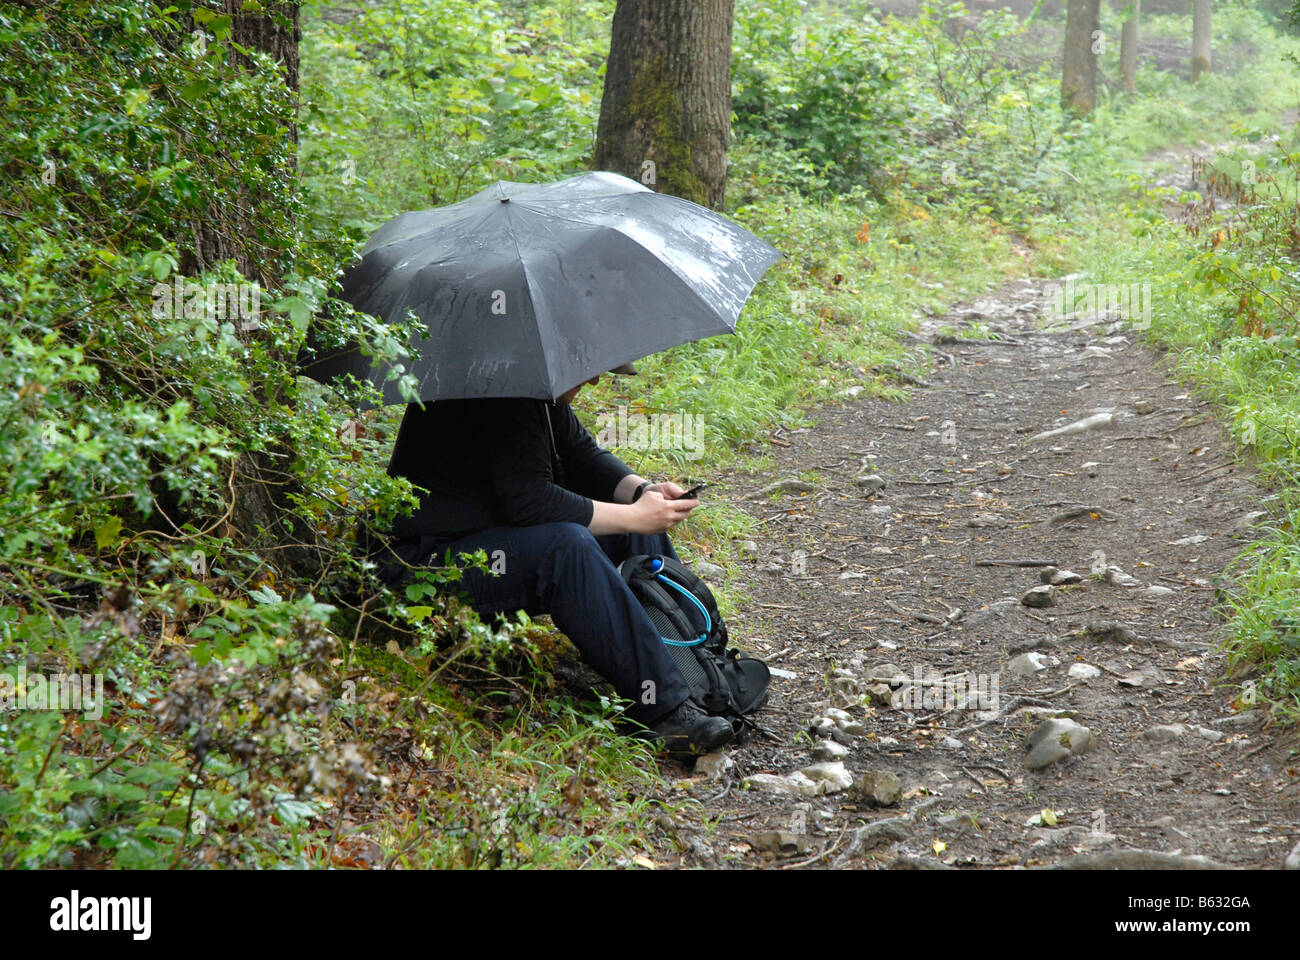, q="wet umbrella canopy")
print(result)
[299,171,782,403]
